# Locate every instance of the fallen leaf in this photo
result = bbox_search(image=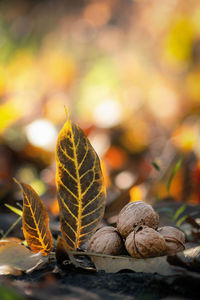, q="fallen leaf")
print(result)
[167,245,200,272]
[68,251,177,275]
[185,215,200,229]
[14,179,53,256]
[56,111,106,250]
[0,241,44,275]
[0,240,10,248]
